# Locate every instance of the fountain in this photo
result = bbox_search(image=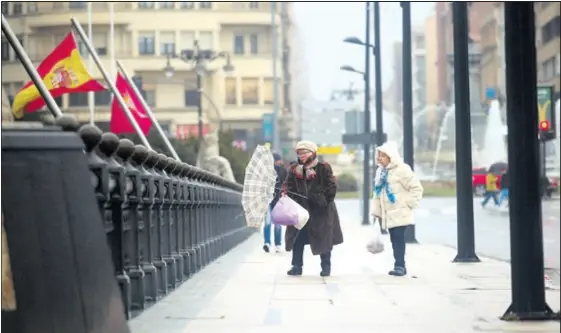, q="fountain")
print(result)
[480,100,508,167]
